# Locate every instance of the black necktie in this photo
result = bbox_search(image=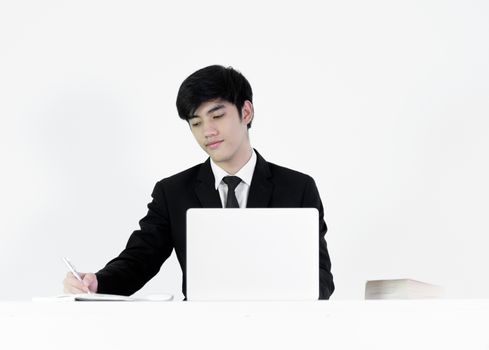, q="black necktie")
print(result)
[222,176,242,208]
